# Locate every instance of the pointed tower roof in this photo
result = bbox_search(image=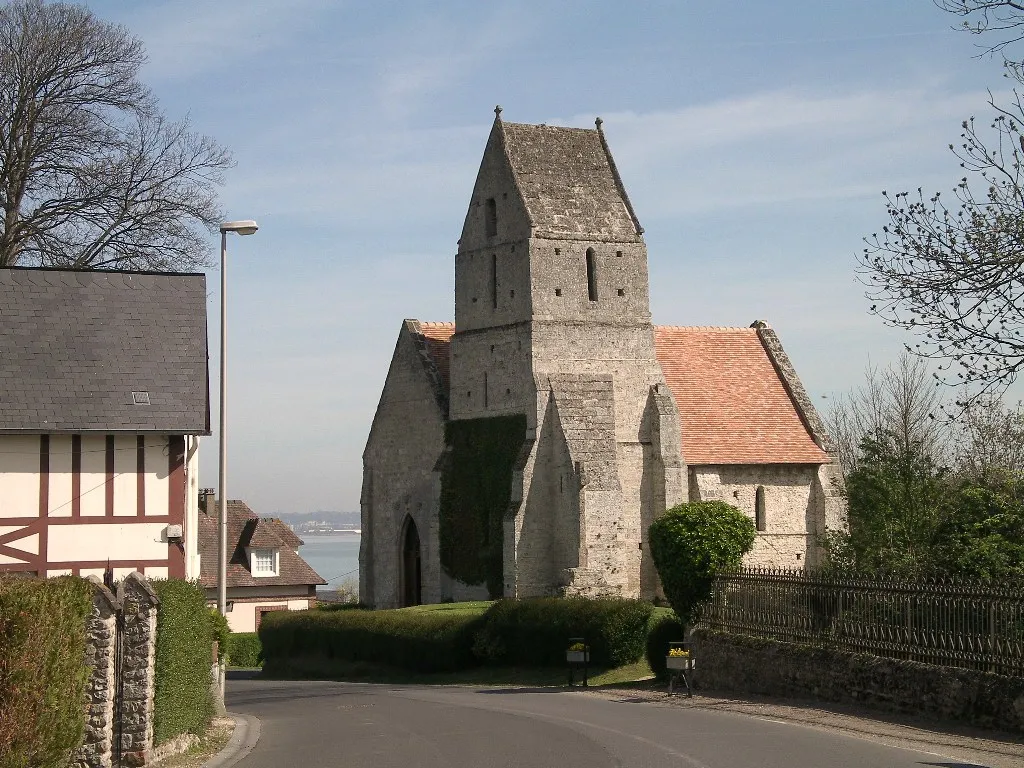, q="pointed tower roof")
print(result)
[497,115,643,242]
